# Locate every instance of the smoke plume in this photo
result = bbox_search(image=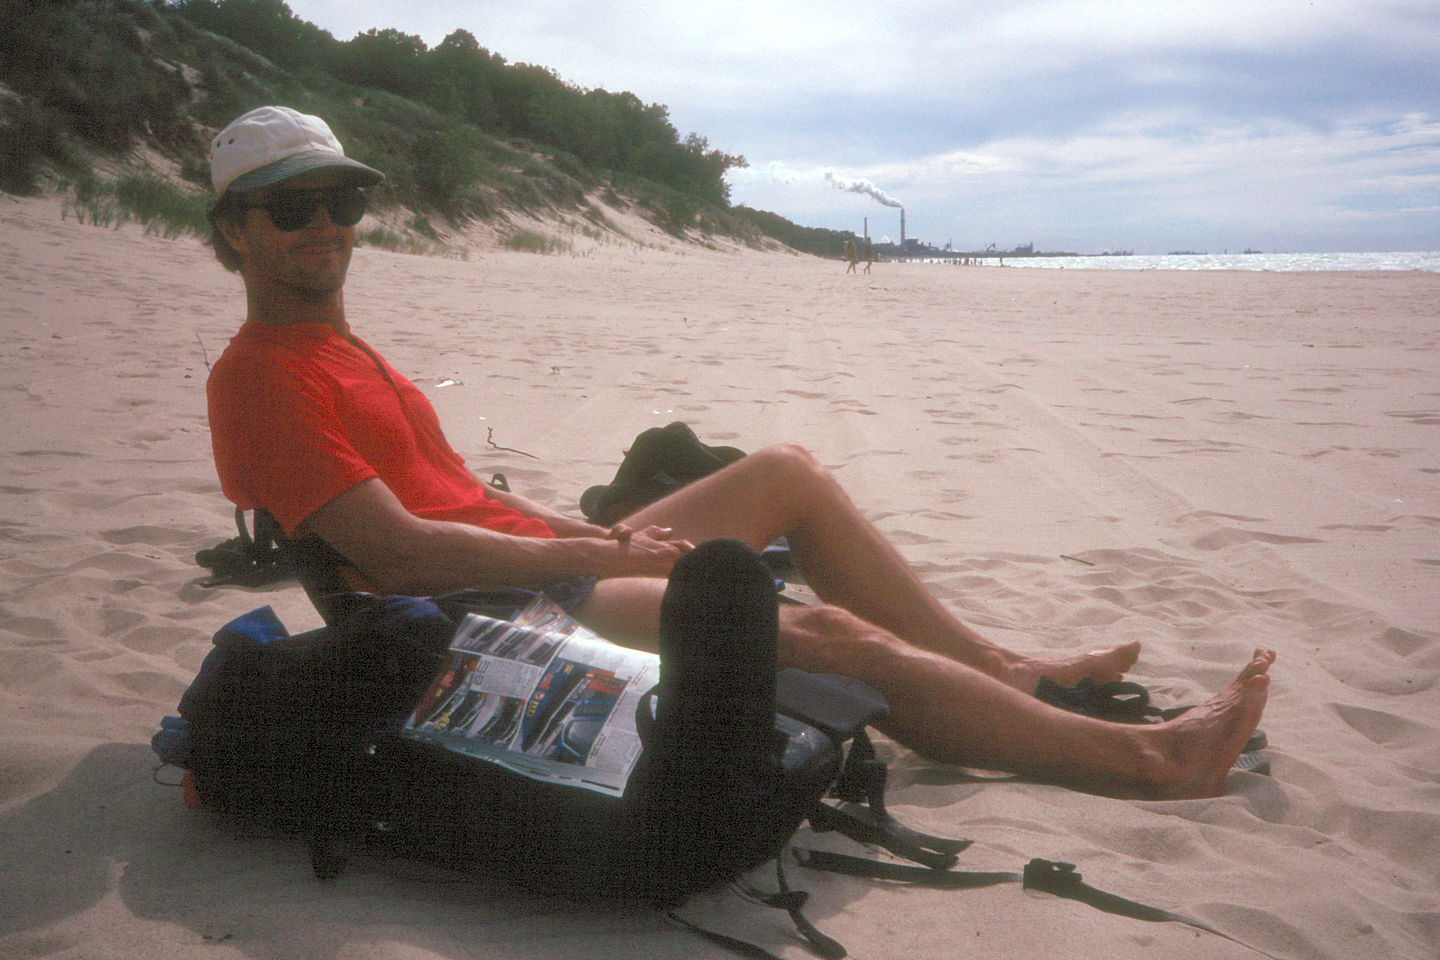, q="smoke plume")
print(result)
[825,172,902,208]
